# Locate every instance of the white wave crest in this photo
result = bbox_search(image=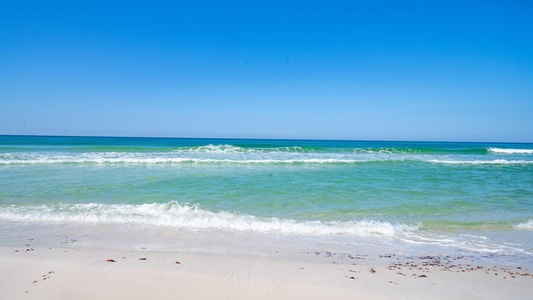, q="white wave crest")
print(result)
[488,148,533,154]
[515,220,533,230]
[0,151,378,165]
[176,144,310,154]
[0,156,366,165]
[180,144,253,153]
[428,159,533,165]
[2,151,532,165]
[0,202,418,237]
